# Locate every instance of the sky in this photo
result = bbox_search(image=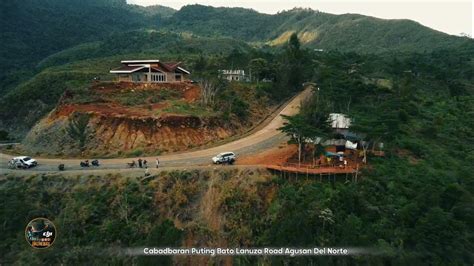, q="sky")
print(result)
[126,0,473,37]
